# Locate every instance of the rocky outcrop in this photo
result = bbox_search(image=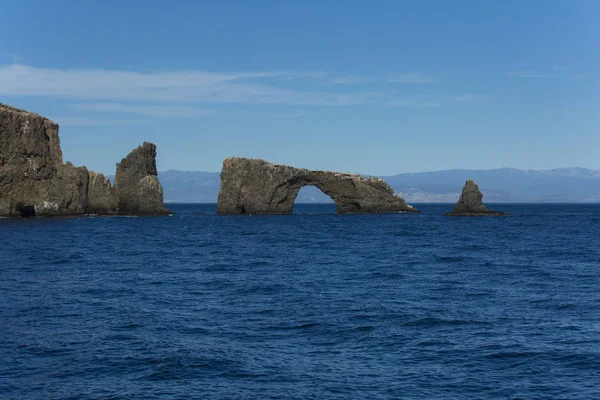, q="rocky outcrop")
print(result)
[114,142,169,215]
[0,103,88,216]
[446,179,507,216]
[0,102,168,217]
[217,157,418,214]
[87,171,116,214]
